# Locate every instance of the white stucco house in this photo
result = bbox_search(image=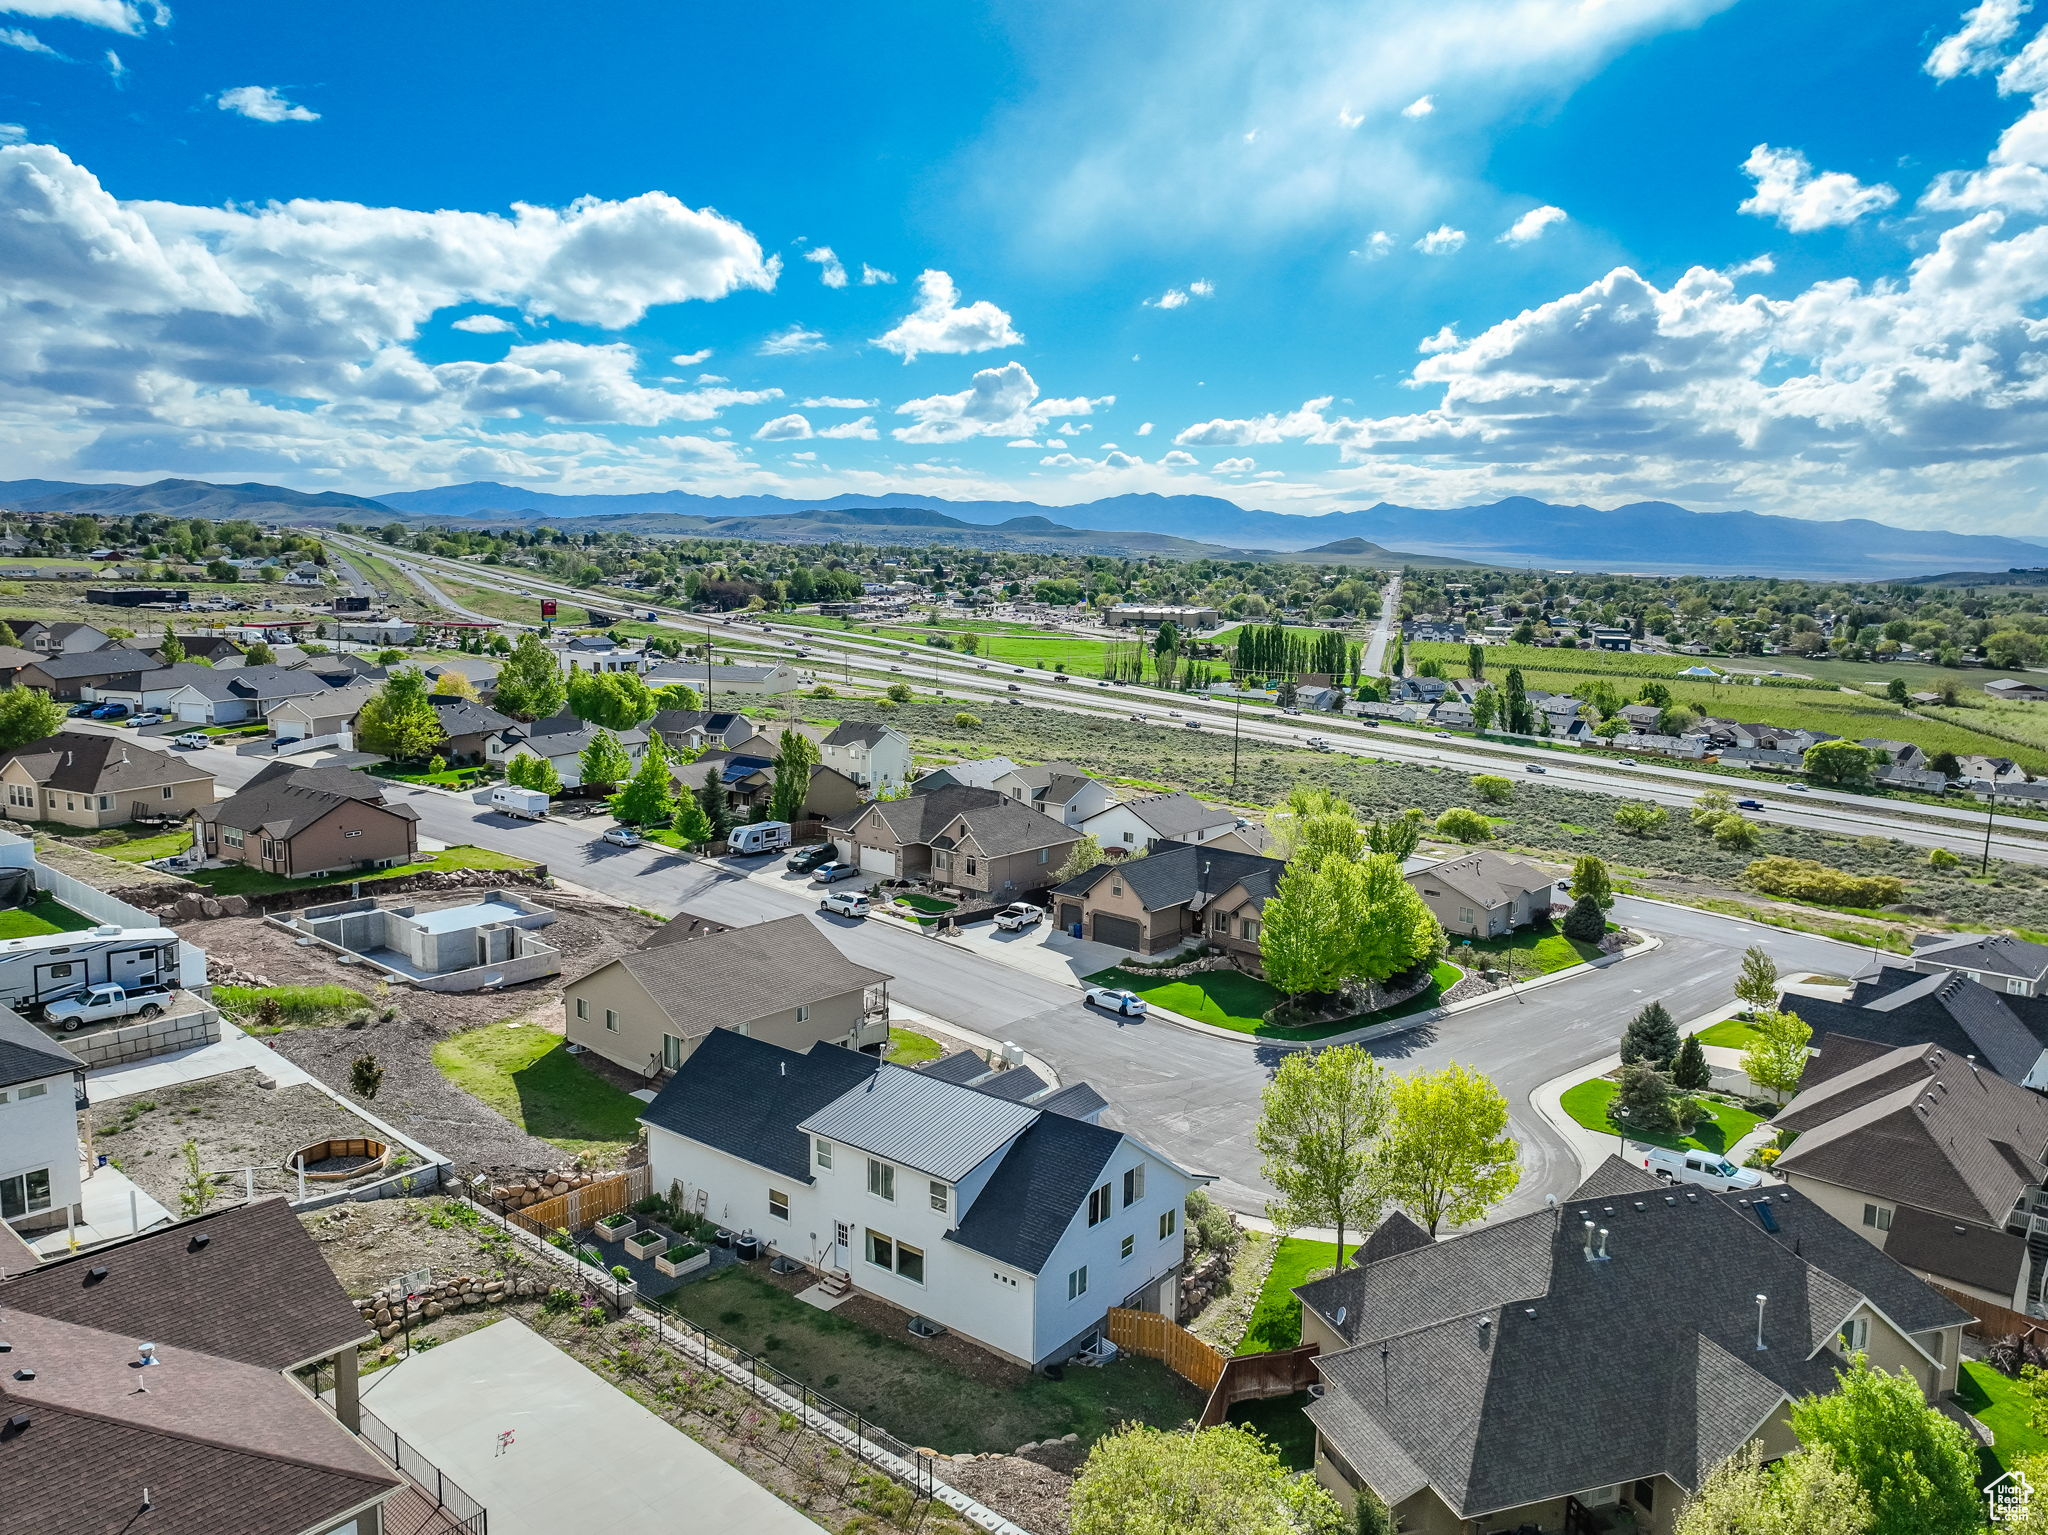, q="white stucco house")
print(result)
[641,1030,1204,1370]
[1080,792,1239,855]
[816,722,914,793]
[0,1007,85,1237]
